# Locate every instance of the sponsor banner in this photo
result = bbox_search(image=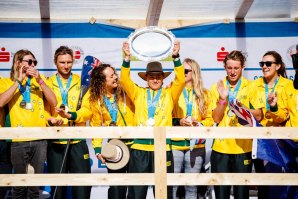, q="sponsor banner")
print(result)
[0,21,297,198]
[0,21,297,89]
